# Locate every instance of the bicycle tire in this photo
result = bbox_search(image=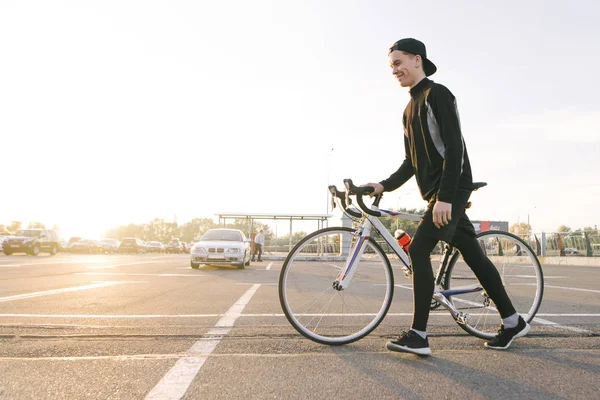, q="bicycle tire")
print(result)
[444,230,544,339]
[279,227,394,345]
